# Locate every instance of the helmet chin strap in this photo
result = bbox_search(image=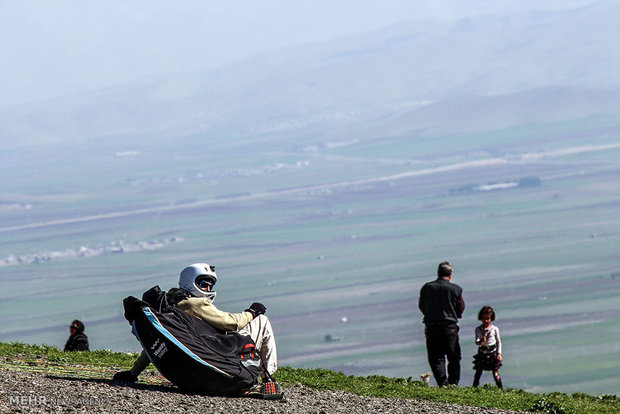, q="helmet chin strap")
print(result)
[203,291,217,303]
[181,287,217,302]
